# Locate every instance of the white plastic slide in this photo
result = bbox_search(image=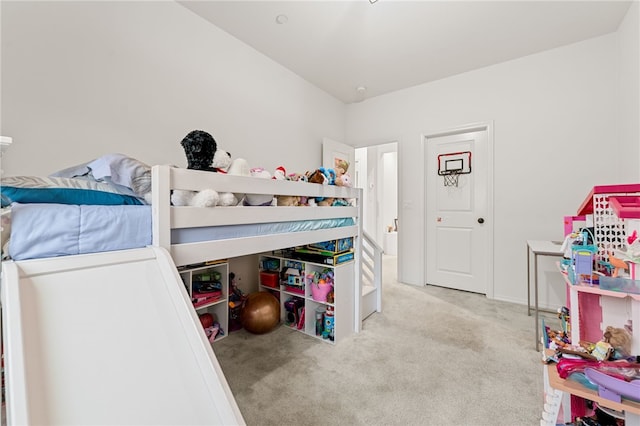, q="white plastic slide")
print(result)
[1,247,244,425]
